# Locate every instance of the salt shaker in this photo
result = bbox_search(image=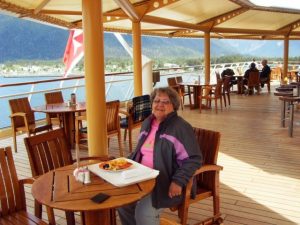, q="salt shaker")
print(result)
[84,170,91,184]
